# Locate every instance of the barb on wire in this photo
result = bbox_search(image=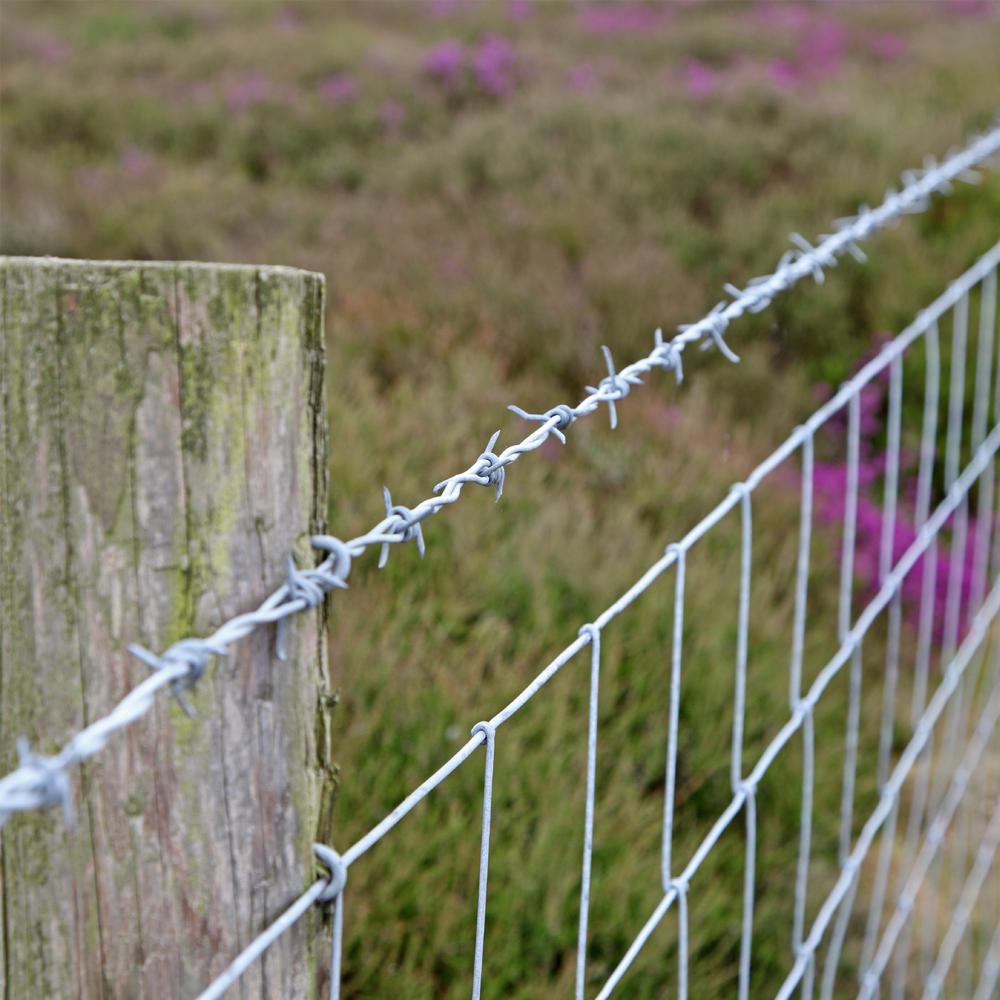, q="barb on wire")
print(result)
[507,403,575,443]
[650,328,684,383]
[684,302,741,361]
[435,430,506,500]
[585,345,644,429]
[277,554,349,660]
[378,485,426,568]
[476,430,506,501]
[9,739,74,825]
[1,122,998,834]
